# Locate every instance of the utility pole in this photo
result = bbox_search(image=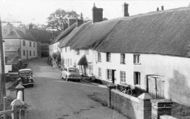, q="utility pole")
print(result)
[0,17,6,110]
